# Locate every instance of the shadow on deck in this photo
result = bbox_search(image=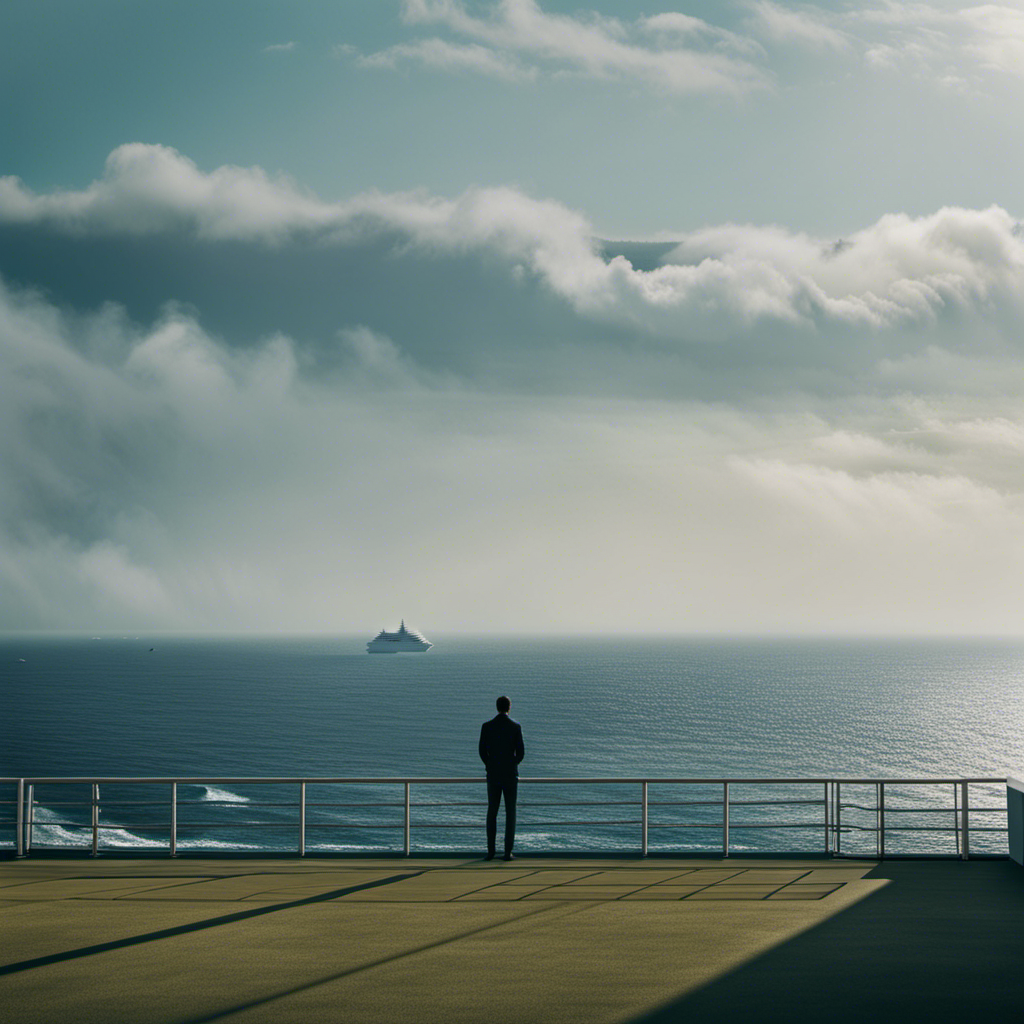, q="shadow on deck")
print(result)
[631,858,1024,1023]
